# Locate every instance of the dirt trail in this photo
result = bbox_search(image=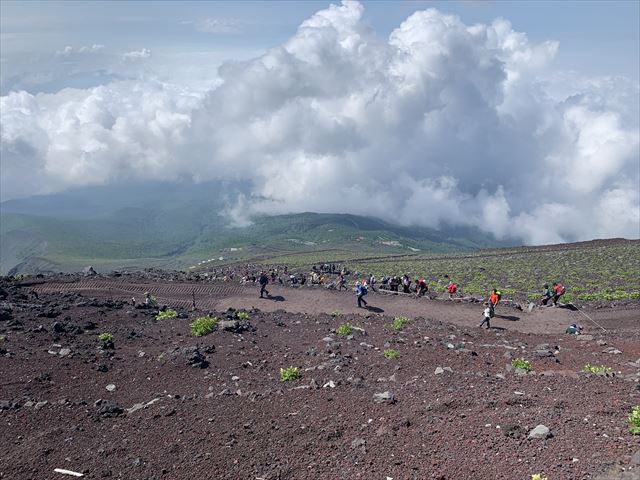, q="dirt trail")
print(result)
[29,279,606,334]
